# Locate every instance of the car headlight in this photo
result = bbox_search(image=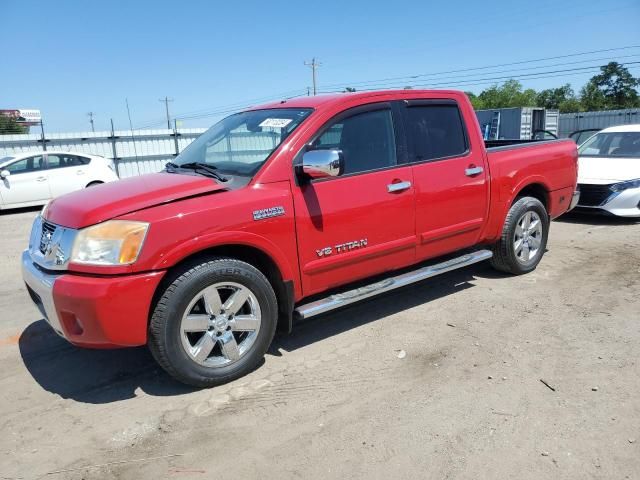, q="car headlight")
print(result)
[610,178,640,192]
[71,220,149,265]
